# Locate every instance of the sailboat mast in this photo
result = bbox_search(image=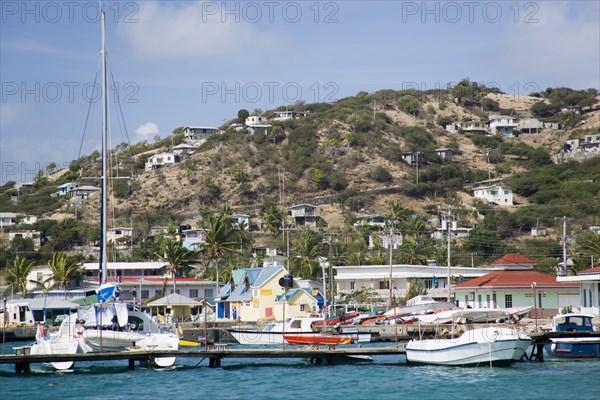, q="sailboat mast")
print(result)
[99,9,109,285]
